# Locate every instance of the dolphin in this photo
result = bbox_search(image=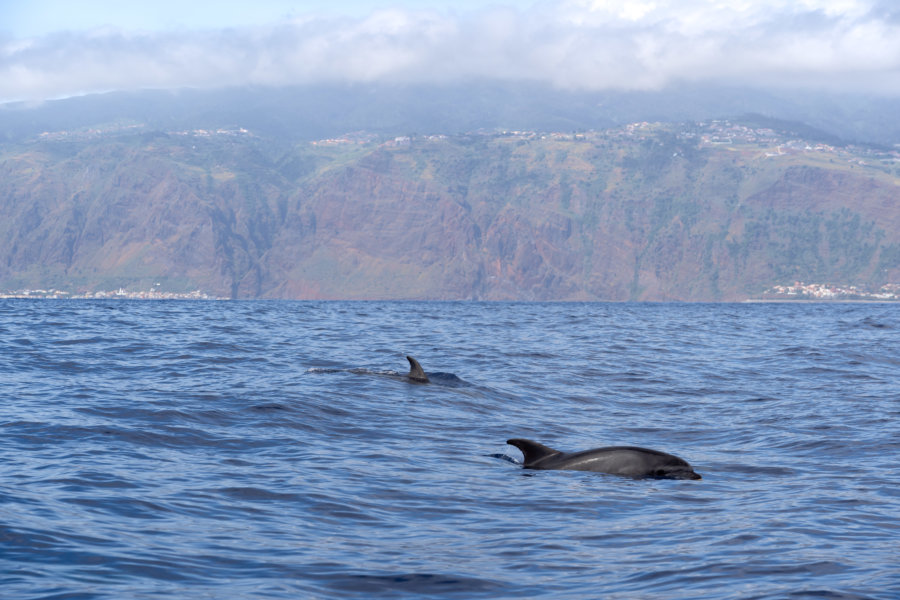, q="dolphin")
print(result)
[506,439,702,480]
[403,356,467,386]
[326,356,462,386]
[406,356,429,383]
